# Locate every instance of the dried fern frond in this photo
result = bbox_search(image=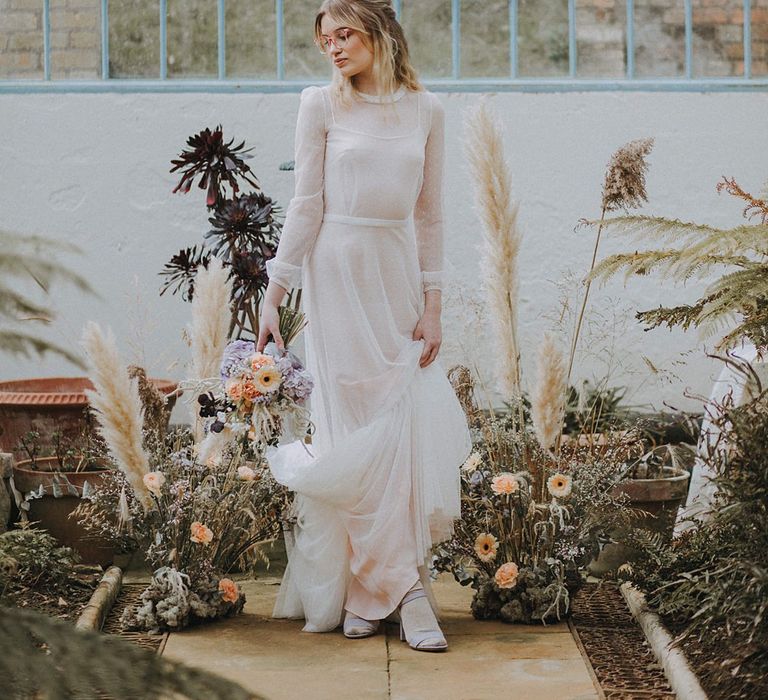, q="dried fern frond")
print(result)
[81,321,153,511]
[580,215,768,255]
[464,100,523,399]
[716,175,768,224]
[590,250,755,285]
